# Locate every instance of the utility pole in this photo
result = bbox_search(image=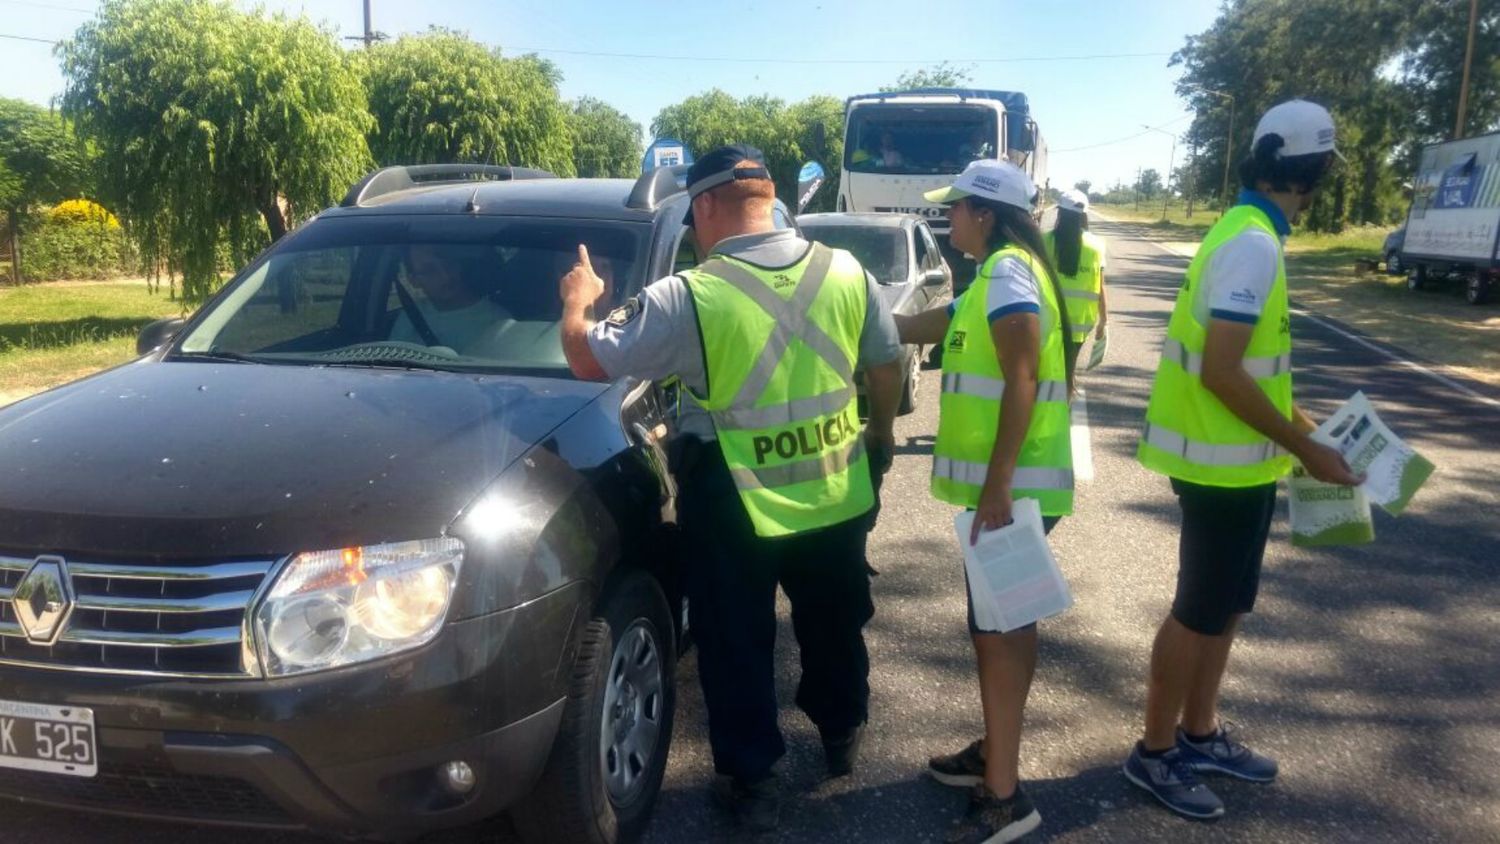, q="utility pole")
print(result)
[1143,125,1178,222]
[1183,83,1236,212]
[1455,0,1479,139]
[1185,139,1197,219]
[345,0,383,48]
[1135,166,1142,211]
